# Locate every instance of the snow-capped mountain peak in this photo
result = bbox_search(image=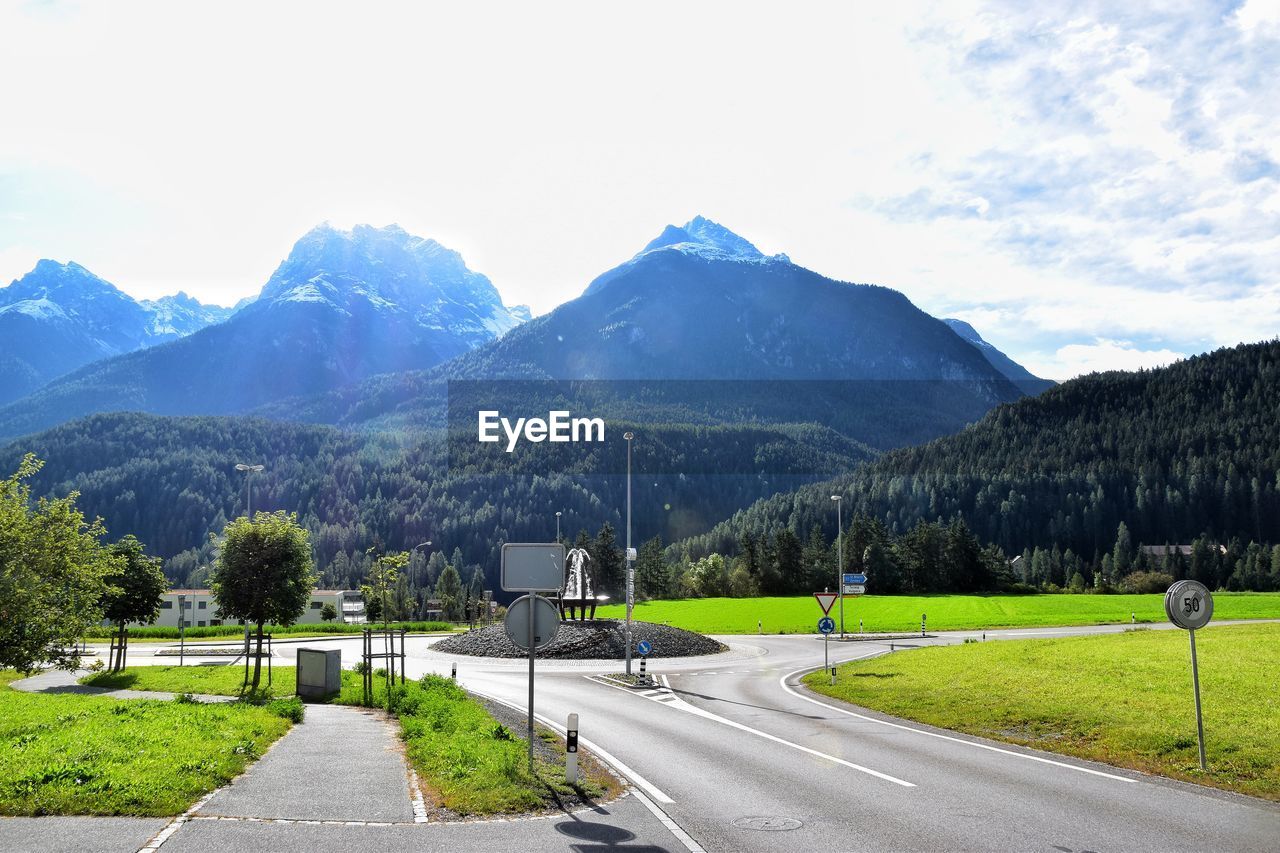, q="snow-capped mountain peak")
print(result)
[256,222,525,338]
[638,215,777,262]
